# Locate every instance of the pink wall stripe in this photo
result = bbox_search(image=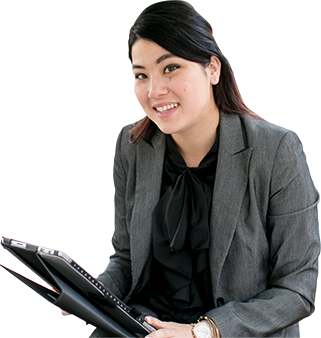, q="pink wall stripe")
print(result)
[0,0,94,274]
